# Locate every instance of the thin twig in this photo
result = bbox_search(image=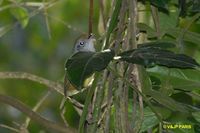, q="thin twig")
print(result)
[0,71,81,97]
[132,66,144,133]
[0,94,76,133]
[43,0,52,39]
[78,73,100,133]
[47,14,85,34]
[60,97,69,127]
[114,63,123,133]
[99,0,106,30]
[114,0,127,51]
[0,71,85,112]
[0,71,63,95]
[23,91,51,129]
[105,73,114,133]
[97,106,107,126]
[89,0,94,35]
[128,1,144,132]
[0,124,20,133]
[88,71,106,133]
[66,97,84,109]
